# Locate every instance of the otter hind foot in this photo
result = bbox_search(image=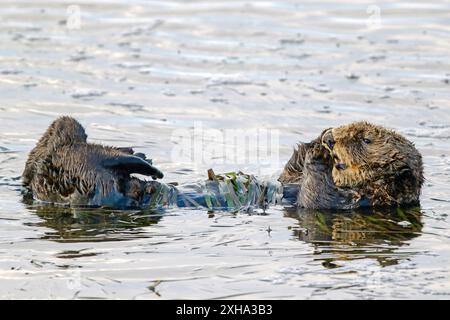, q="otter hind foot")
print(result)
[102,156,164,179]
